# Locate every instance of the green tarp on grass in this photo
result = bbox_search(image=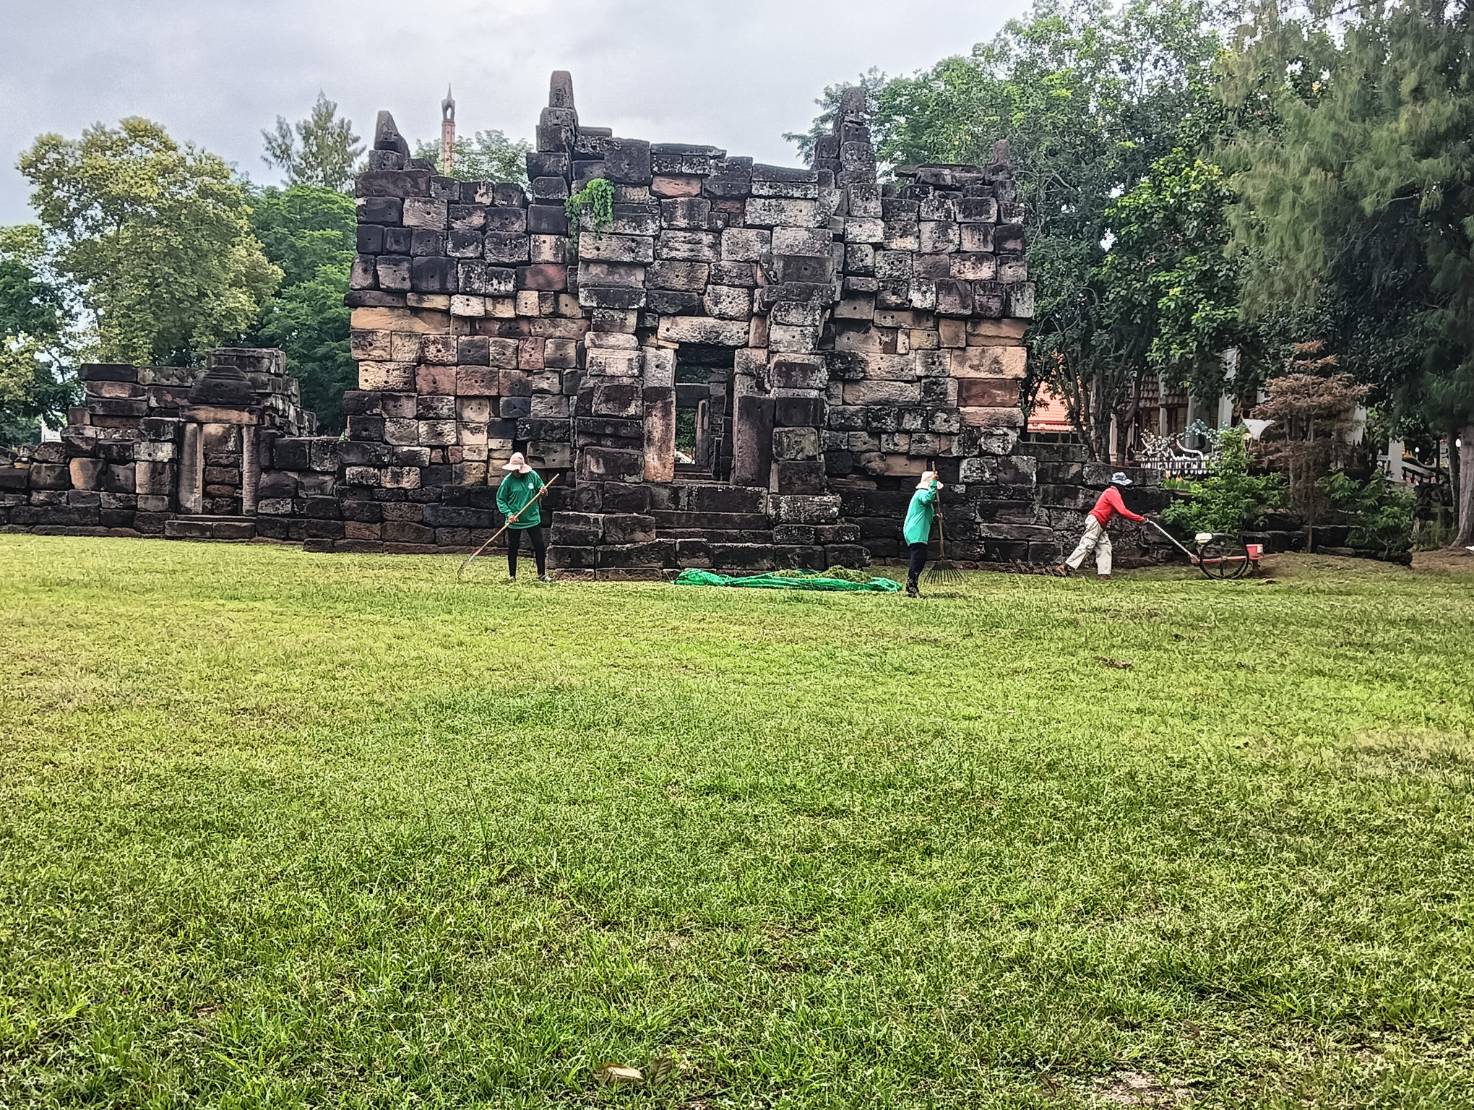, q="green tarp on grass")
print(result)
[673,569,903,593]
